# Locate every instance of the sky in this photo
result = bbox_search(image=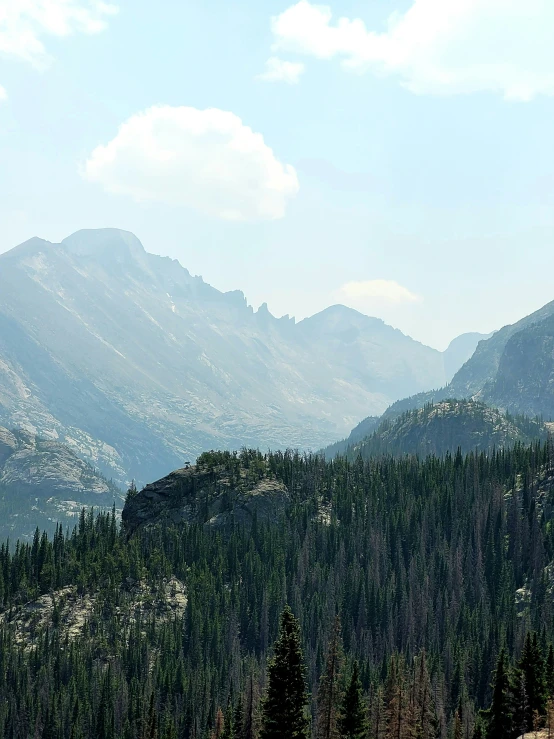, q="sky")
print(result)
[2,0,554,350]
